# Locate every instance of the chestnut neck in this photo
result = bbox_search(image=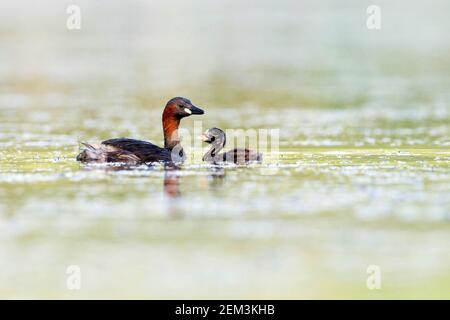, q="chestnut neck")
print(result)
[162,104,181,150]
